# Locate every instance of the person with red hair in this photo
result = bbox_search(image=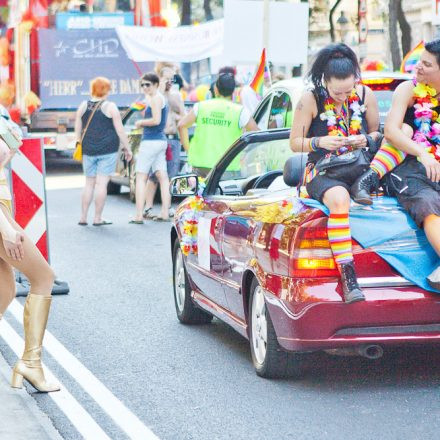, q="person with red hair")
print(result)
[75,76,132,226]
